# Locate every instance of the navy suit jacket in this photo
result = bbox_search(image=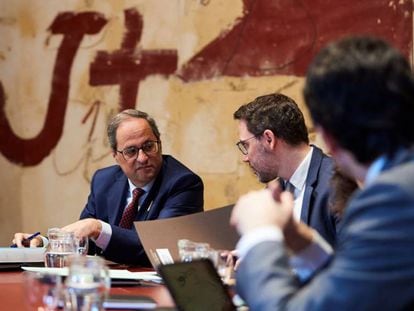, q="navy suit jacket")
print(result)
[298,145,336,246]
[237,148,414,310]
[80,155,204,266]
